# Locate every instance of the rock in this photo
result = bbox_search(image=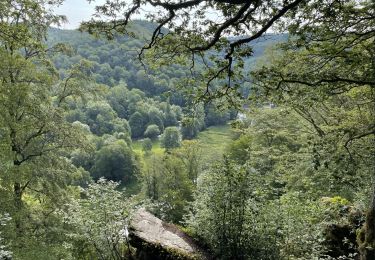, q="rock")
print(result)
[129,209,209,260]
